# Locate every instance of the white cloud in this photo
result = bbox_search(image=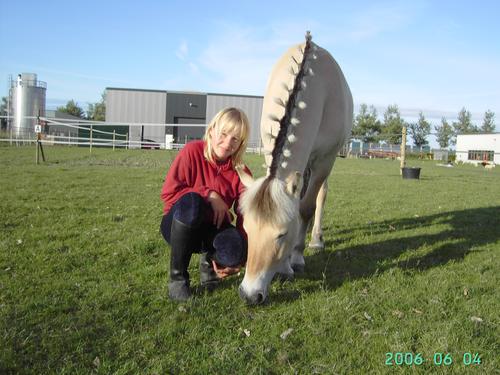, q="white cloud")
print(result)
[347,3,419,42]
[194,22,312,95]
[189,8,422,95]
[175,40,189,61]
[189,62,199,75]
